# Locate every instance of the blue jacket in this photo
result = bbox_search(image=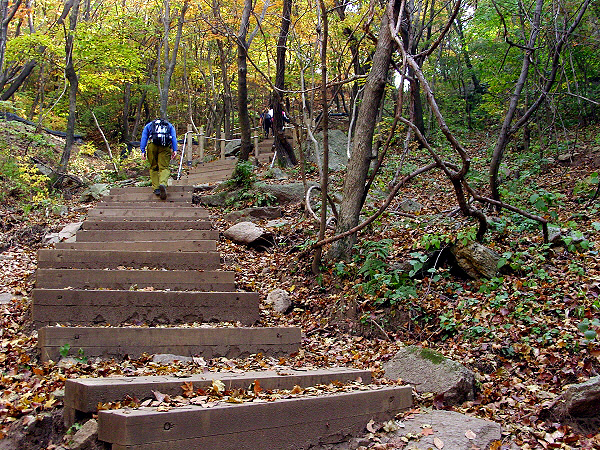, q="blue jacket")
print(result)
[140,120,178,154]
